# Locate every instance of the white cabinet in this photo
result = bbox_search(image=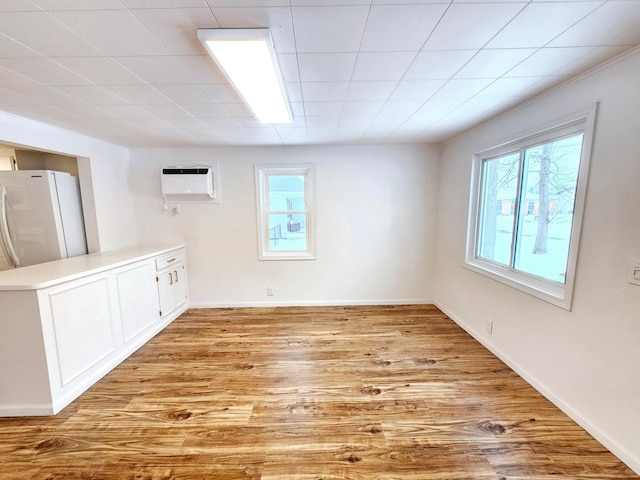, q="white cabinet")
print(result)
[116,260,160,343]
[44,275,117,388]
[0,245,187,416]
[155,251,187,318]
